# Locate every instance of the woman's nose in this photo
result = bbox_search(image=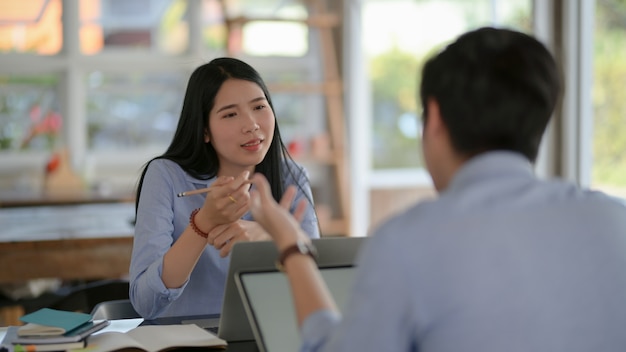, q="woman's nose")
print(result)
[243,120,260,133]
